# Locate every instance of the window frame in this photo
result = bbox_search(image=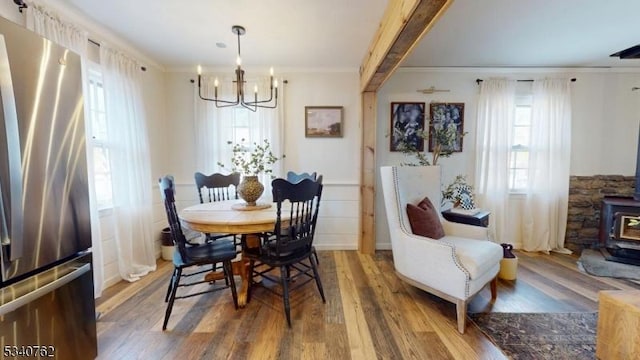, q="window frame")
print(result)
[86,63,113,210]
[508,93,533,193]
